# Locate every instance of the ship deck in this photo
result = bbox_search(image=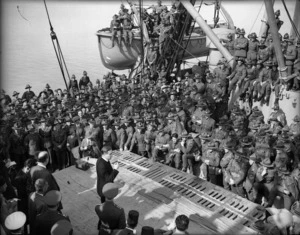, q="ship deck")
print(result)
[54,151,264,235]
